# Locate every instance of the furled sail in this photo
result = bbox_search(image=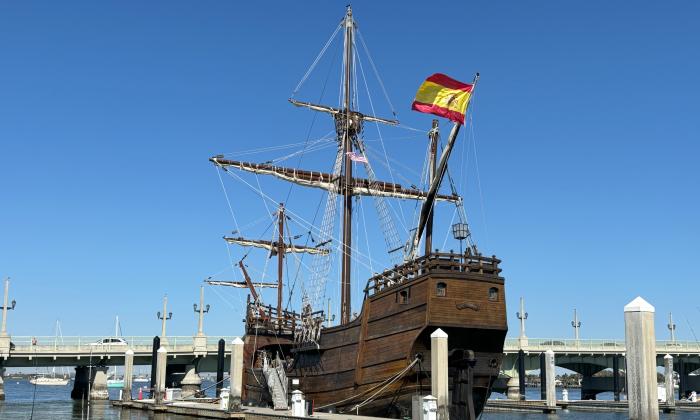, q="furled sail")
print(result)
[204,280,278,288]
[223,237,330,255]
[211,158,460,203]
